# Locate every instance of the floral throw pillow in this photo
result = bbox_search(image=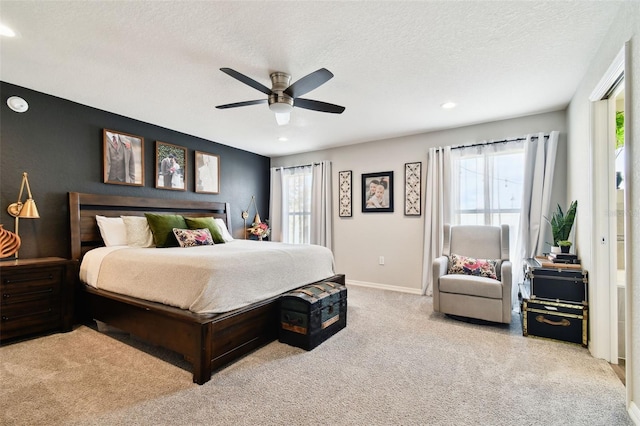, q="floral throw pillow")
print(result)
[172,228,214,248]
[447,253,498,280]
